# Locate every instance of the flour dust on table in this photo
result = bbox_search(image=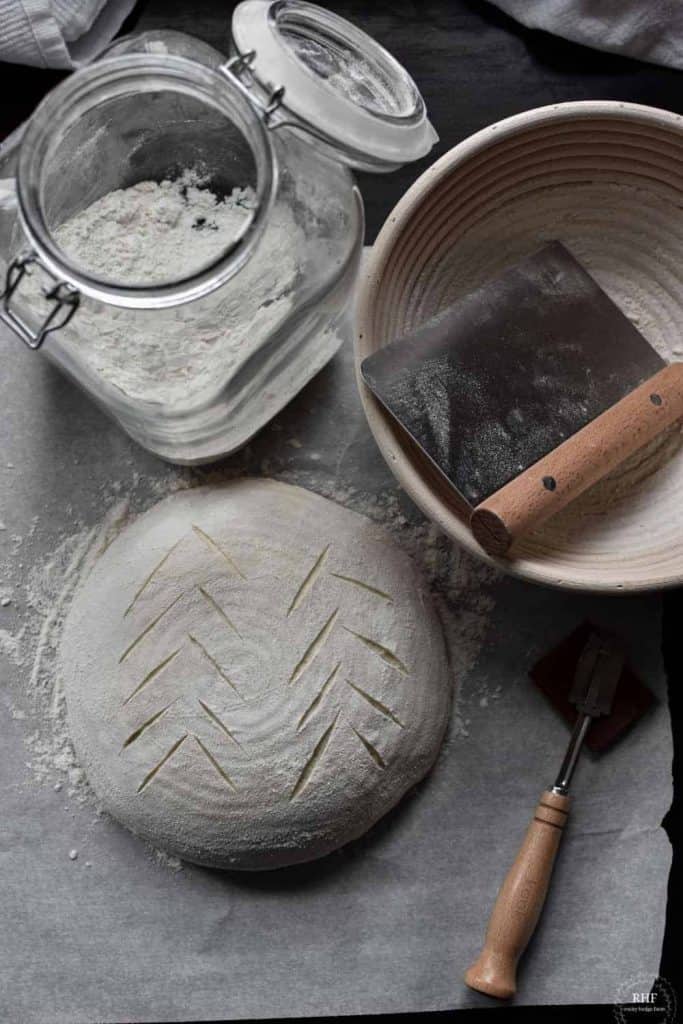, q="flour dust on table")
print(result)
[2,500,132,804]
[59,480,452,870]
